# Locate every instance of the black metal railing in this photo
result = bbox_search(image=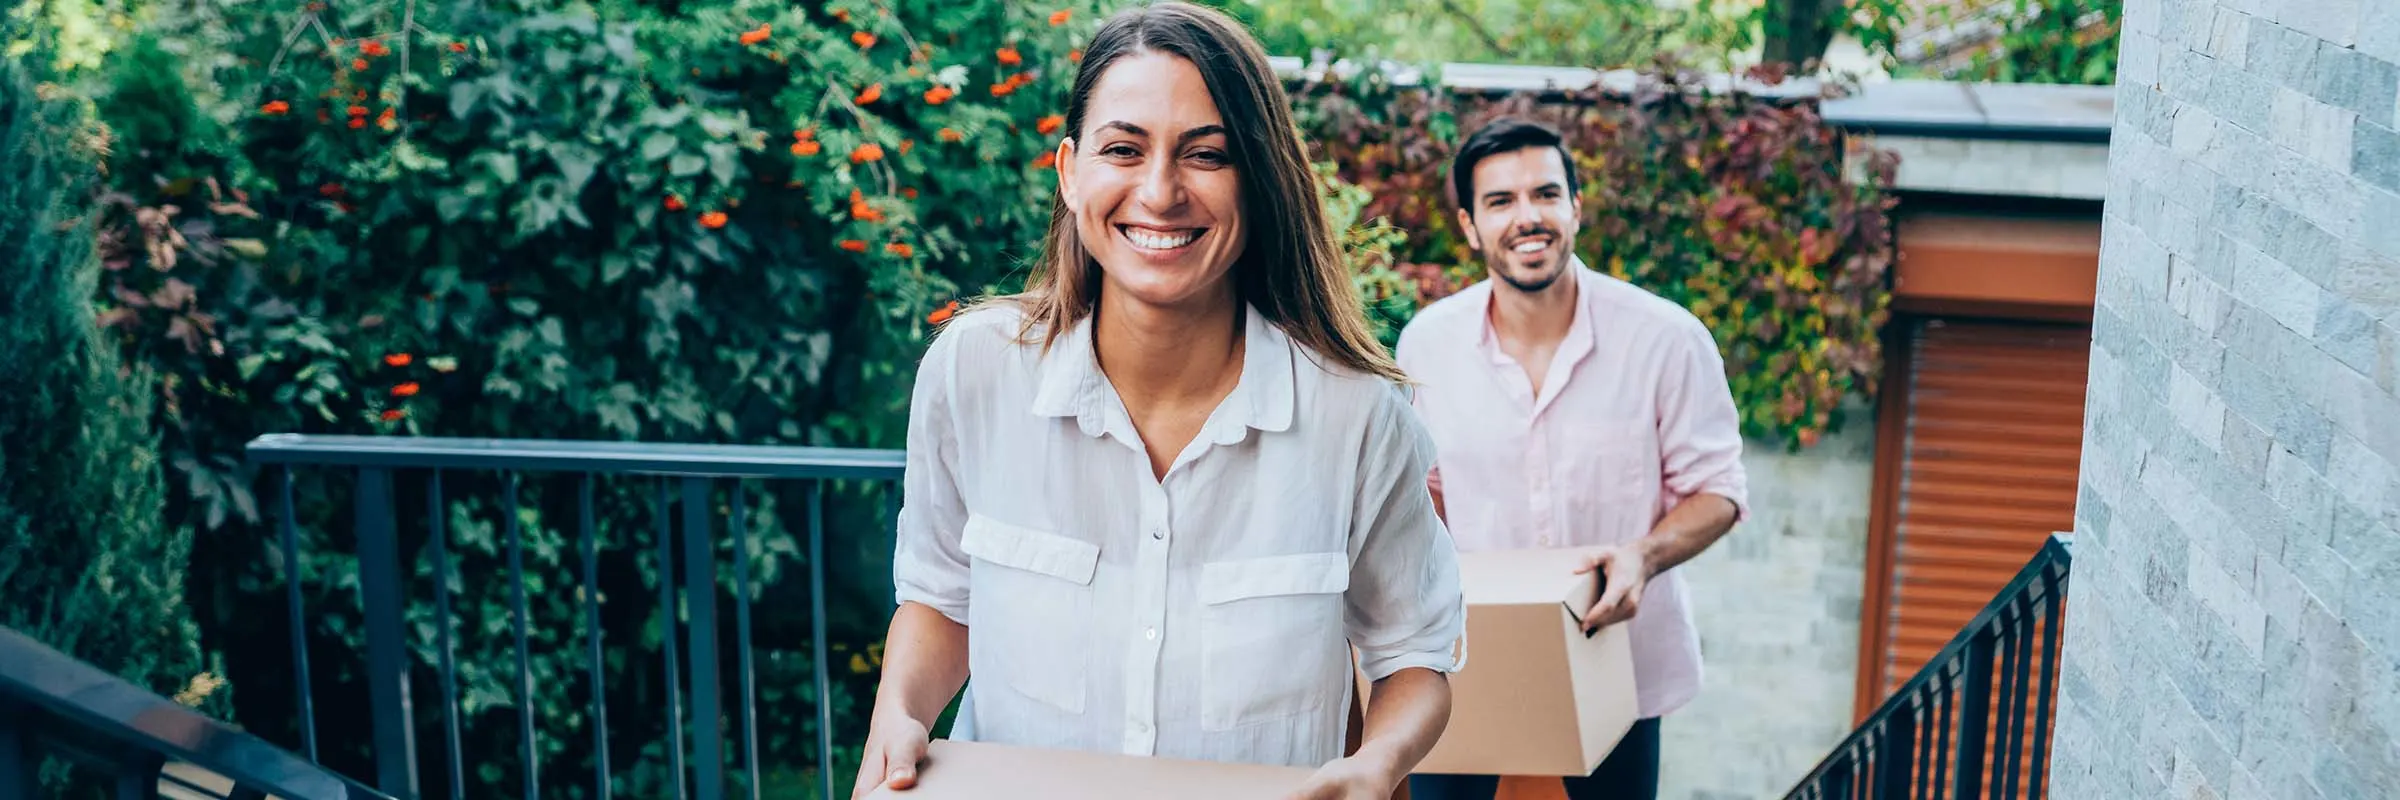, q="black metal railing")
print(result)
[0,625,393,800]
[246,434,906,800]
[1785,533,2074,800]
